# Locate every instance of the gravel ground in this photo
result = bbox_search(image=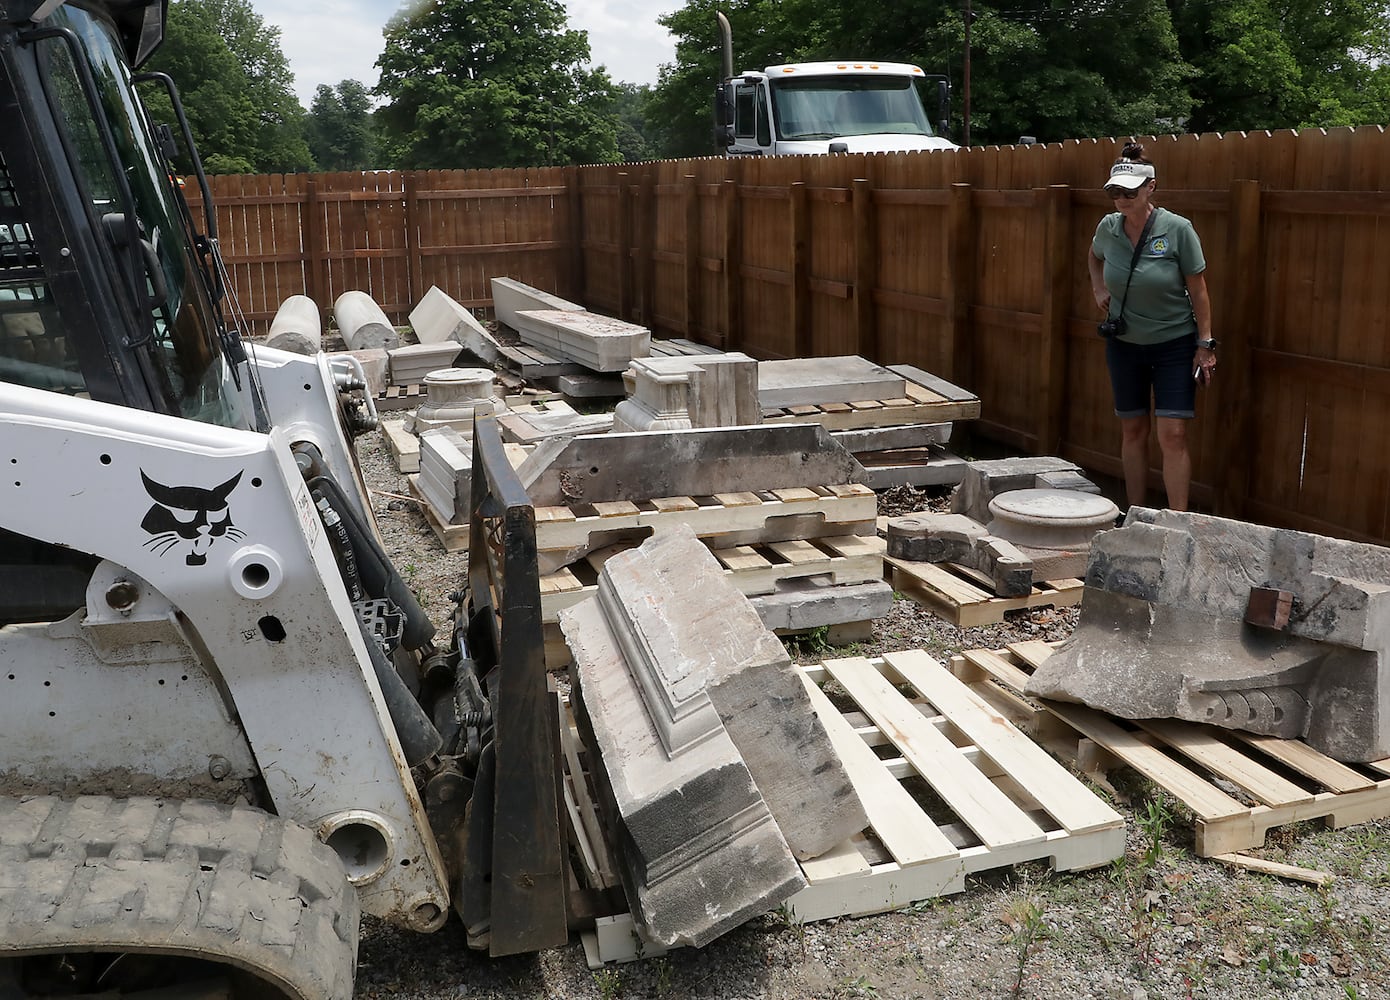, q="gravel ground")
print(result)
[352,429,1390,1000]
